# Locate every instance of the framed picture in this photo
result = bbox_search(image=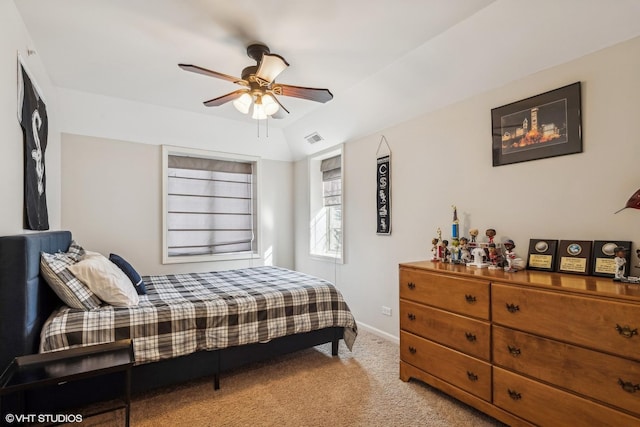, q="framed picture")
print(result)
[492,82,582,167]
[557,240,592,275]
[527,239,558,272]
